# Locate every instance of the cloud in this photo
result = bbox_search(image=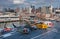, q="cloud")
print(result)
[13,0,26,4]
[24,2,30,6]
[28,0,45,5]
